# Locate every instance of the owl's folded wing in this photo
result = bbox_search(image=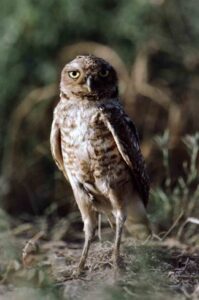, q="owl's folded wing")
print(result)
[99,102,150,206]
[50,118,64,171]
